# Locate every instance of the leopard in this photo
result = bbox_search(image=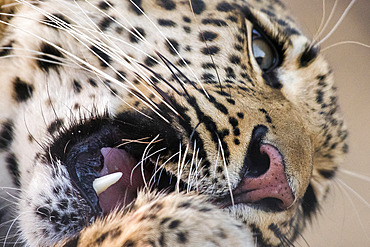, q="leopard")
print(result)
[0,0,350,246]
